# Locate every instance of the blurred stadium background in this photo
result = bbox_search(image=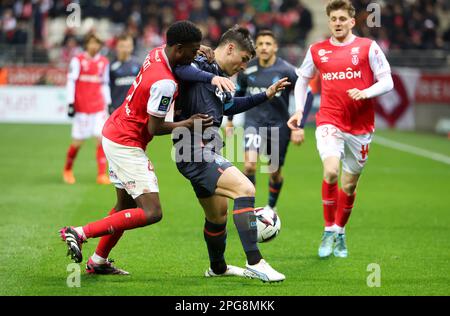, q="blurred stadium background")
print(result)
[0,0,449,131]
[0,1,449,296]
